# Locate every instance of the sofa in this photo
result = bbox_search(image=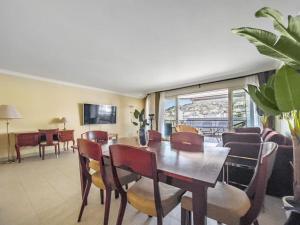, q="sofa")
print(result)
[222,129,293,197]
